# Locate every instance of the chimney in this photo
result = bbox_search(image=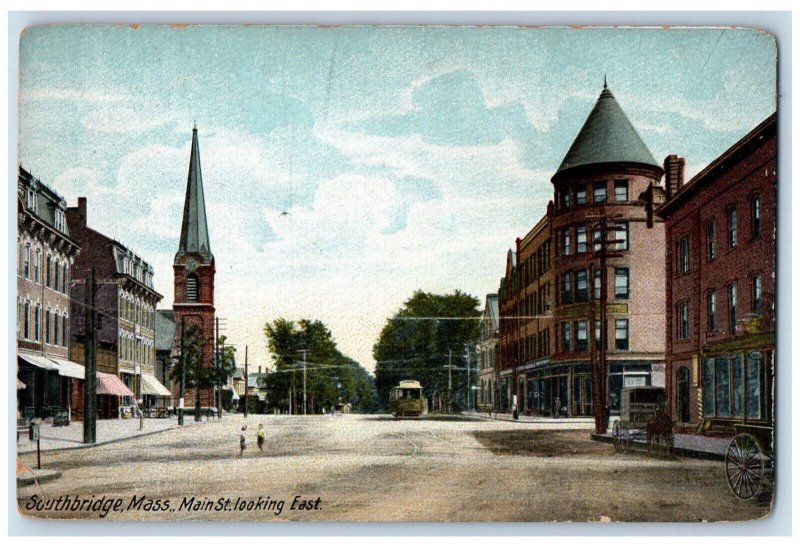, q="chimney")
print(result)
[546,200,554,217]
[663,155,685,199]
